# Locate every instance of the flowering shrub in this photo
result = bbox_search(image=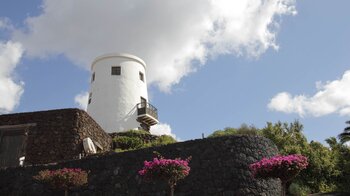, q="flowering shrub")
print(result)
[139,154,191,196]
[33,168,88,190]
[250,154,308,182]
[250,154,308,196]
